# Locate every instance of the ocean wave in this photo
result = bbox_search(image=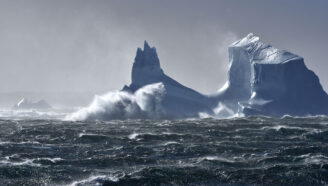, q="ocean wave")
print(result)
[0,141,41,145]
[197,156,236,163]
[199,102,240,119]
[66,83,166,121]
[0,159,41,167]
[1,118,328,185]
[0,109,70,120]
[68,175,118,186]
